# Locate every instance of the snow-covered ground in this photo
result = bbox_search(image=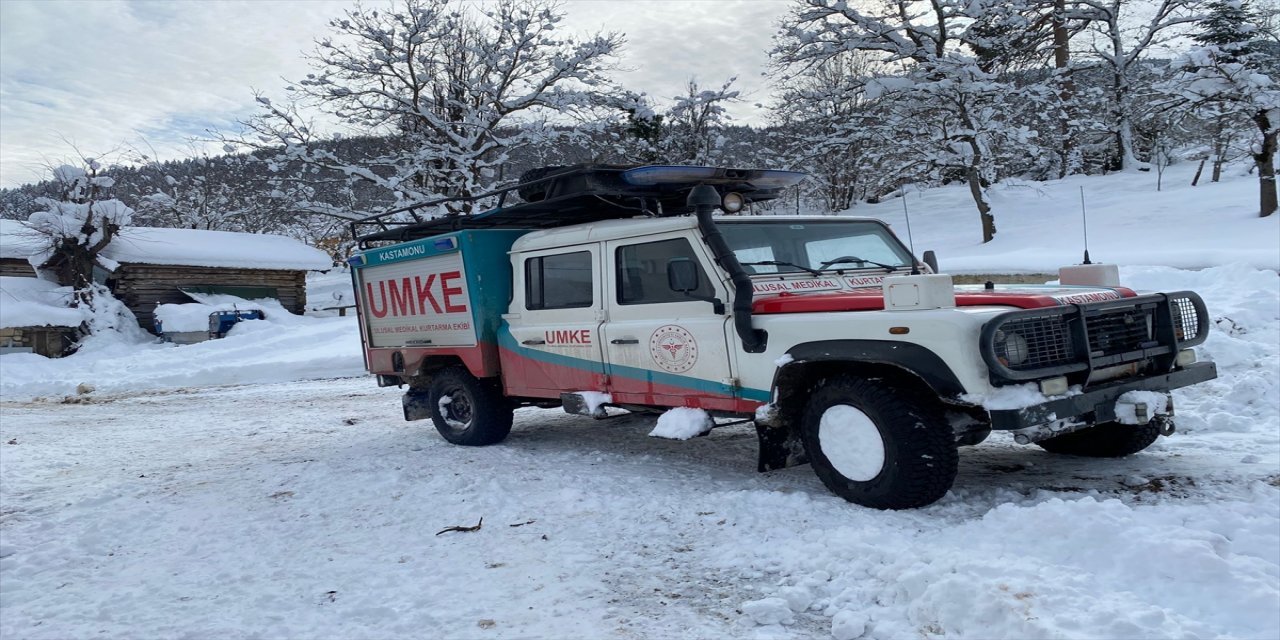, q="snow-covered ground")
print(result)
[1,168,1277,639]
[862,163,1280,273]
